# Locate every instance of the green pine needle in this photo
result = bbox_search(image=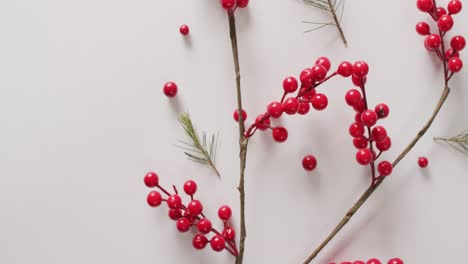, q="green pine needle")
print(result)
[176,113,221,177]
[435,129,468,155]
